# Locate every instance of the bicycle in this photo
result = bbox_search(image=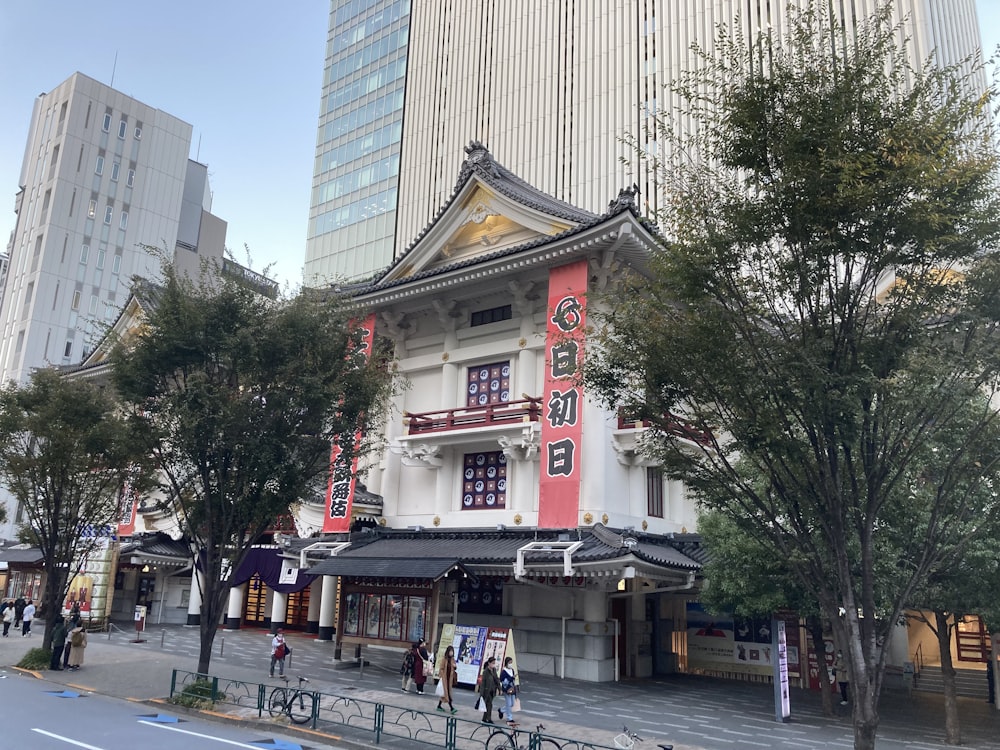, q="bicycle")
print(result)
[486,721,560,750]
[267,675,314,724]
[614,725,673,750]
